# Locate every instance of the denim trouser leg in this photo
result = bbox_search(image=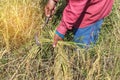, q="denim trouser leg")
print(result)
[73,19,103,48]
